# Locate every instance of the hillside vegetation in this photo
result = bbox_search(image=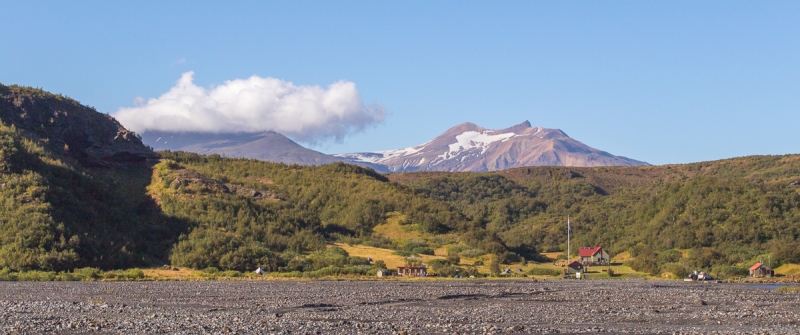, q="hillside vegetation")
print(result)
[391,157,800,276]
[1,83,798,279]
[0,84,180,271]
